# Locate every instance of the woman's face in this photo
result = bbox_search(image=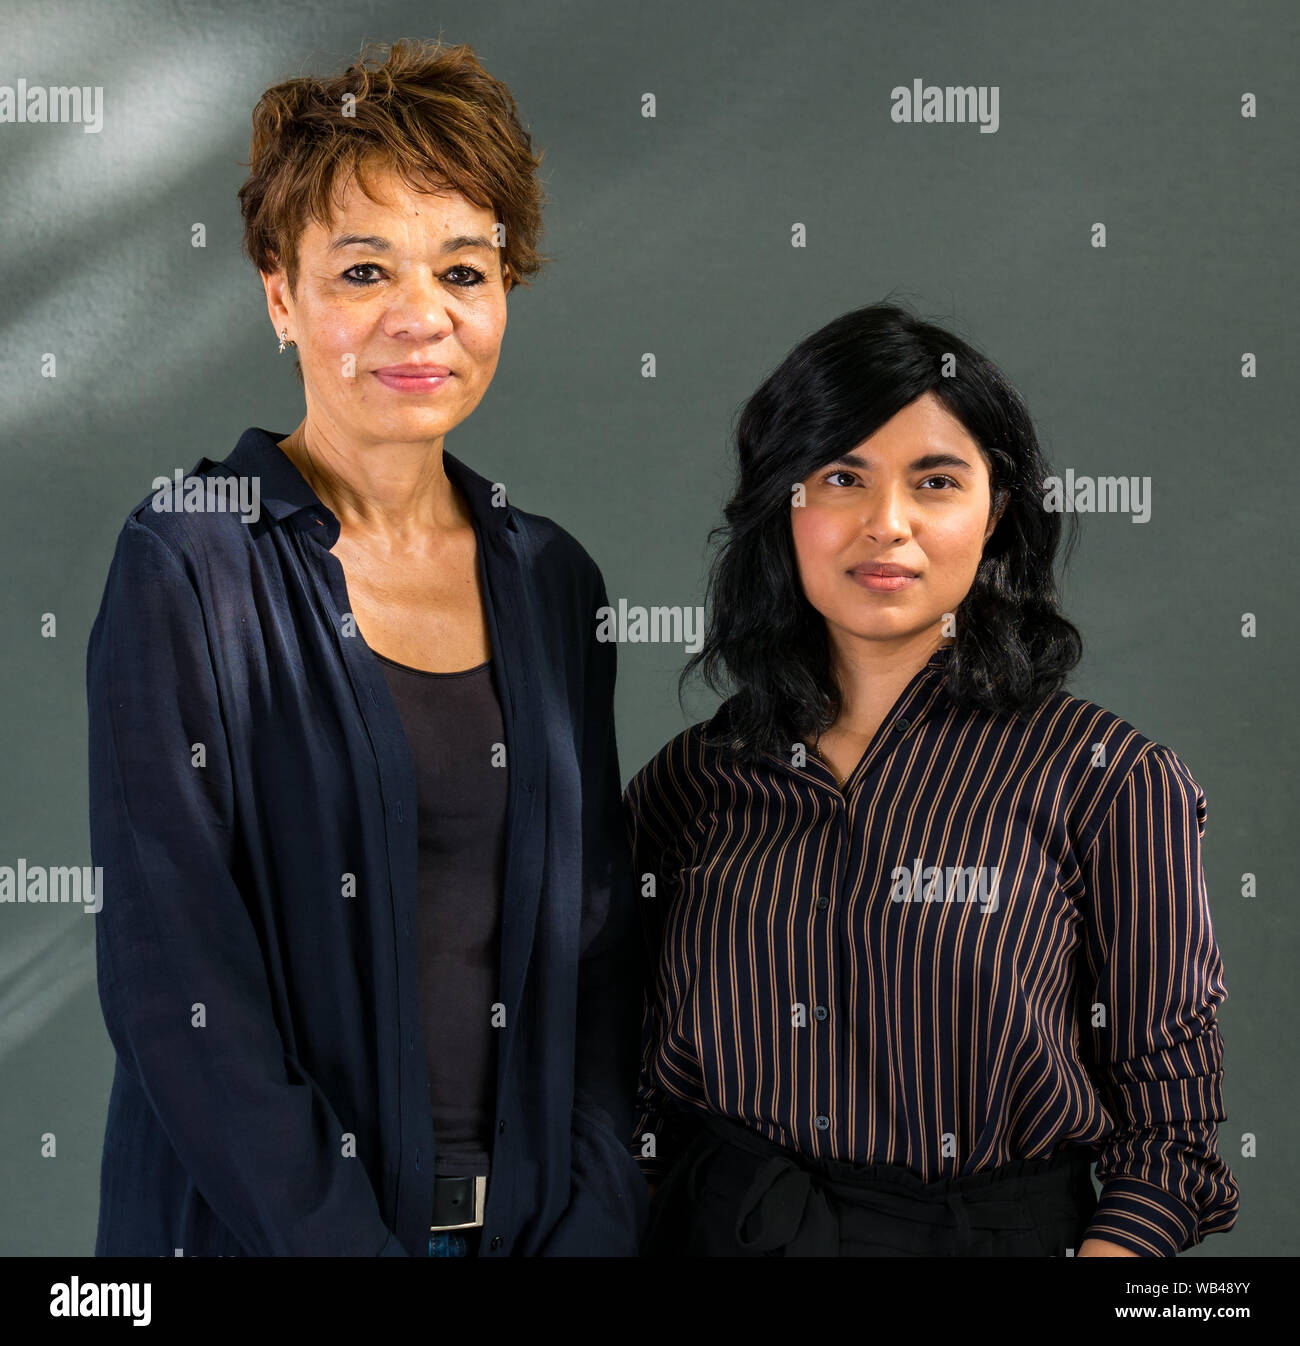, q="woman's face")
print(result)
[262,163,508,449]
[790,391,1003,655]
